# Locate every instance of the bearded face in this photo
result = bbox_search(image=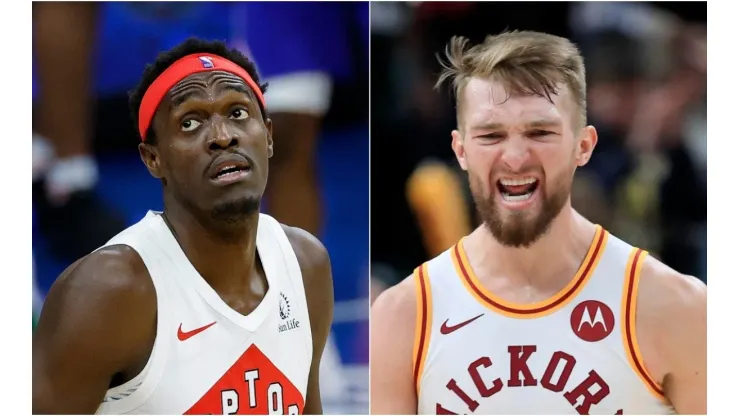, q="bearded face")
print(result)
[451,78,592,247]
[468,163,572,248]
